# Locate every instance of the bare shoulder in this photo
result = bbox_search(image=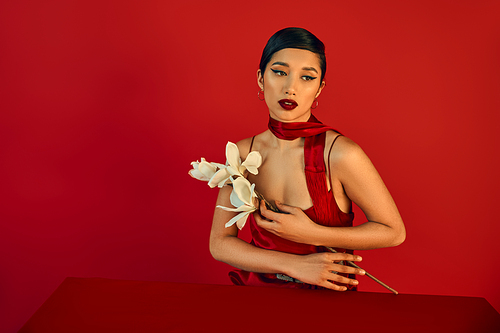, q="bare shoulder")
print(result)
[235,137,253,160]
[235,131,269,160]
[325,131,370,170]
